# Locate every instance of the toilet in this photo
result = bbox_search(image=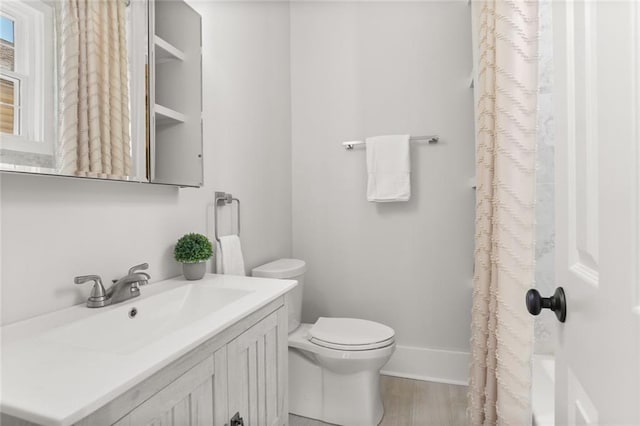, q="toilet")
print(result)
[252,259,395,426]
